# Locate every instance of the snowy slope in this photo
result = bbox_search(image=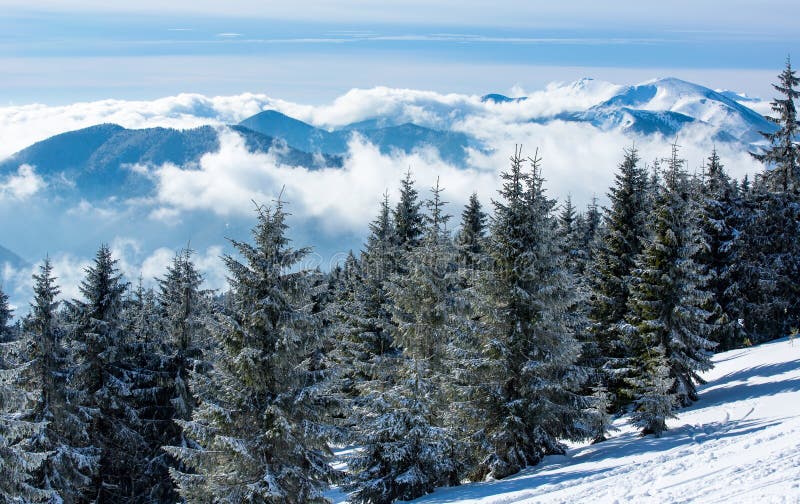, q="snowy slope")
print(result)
[555,77,775,142]
[328,338,800,503]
